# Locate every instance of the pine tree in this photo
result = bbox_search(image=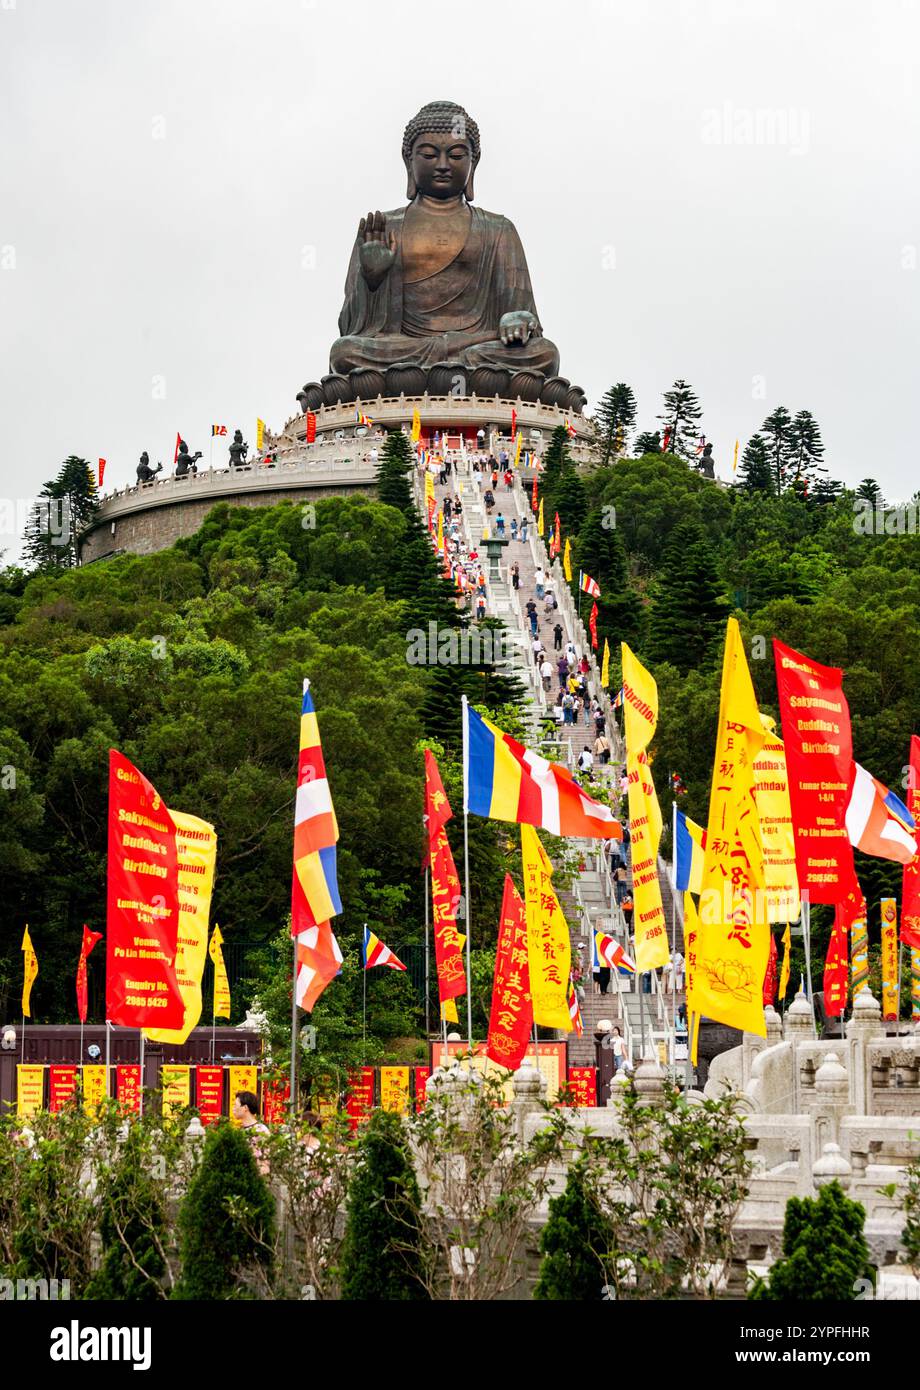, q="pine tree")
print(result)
[645,521,727,673]
[787,410,827,494]
[534,1160,612,1300]
[736,434,774,494]
[657,380,703,459]
[634,430,662,456]
[553,464,587,534]
[750,1181,874,1300]
[760,407,794,493]
[340,1109,428,1301]
[23,455,98,571]
[174,1122,275,1299]
[574,506,643,650]
[855,478,883,506]
[593,383,638,466]
[375,429,416,514]
[539,425,572,508]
